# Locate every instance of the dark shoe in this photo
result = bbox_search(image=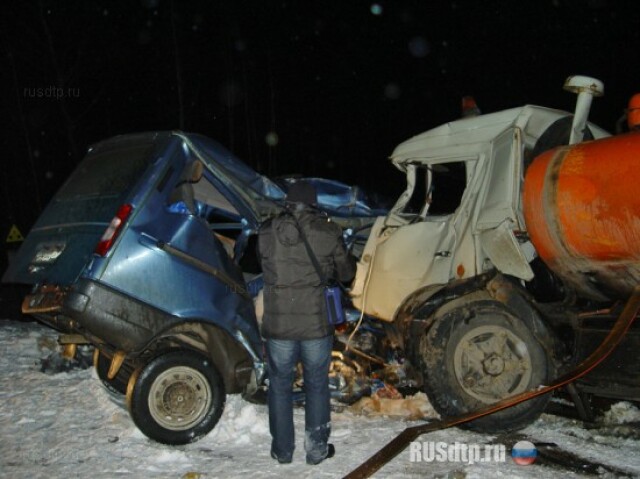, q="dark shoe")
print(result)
[271,451,292,464]
[327,443,335,459]
[306,444,335,465]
